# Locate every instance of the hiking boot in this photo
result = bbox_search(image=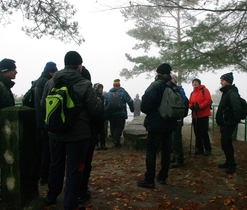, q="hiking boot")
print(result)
[218,163,229,168]
[46,196,57,205]
[204,150,211,156]
[226,166,236,174]
[172,162,184,168]
[78,190,91,204]
[101,145,107,150]
[95,145,101,150]
[114,143,122,148]
[194,149,204,155]
[156,176,166,185]
[137,179,155,188]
